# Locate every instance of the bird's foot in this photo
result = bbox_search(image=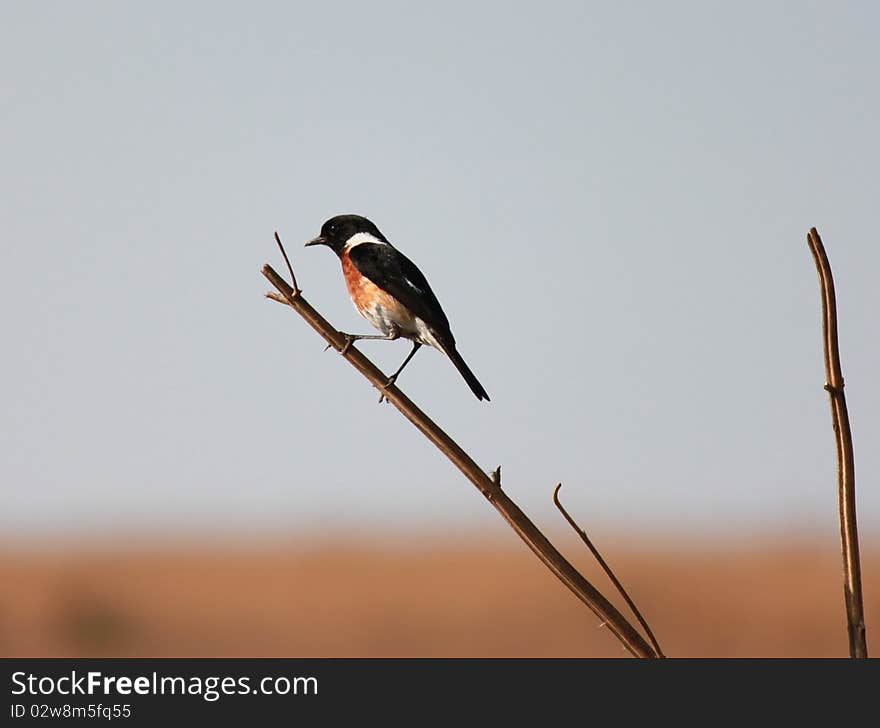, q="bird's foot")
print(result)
[325,334,355,353]
[377,374,397,403]
[340,334,356,355]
